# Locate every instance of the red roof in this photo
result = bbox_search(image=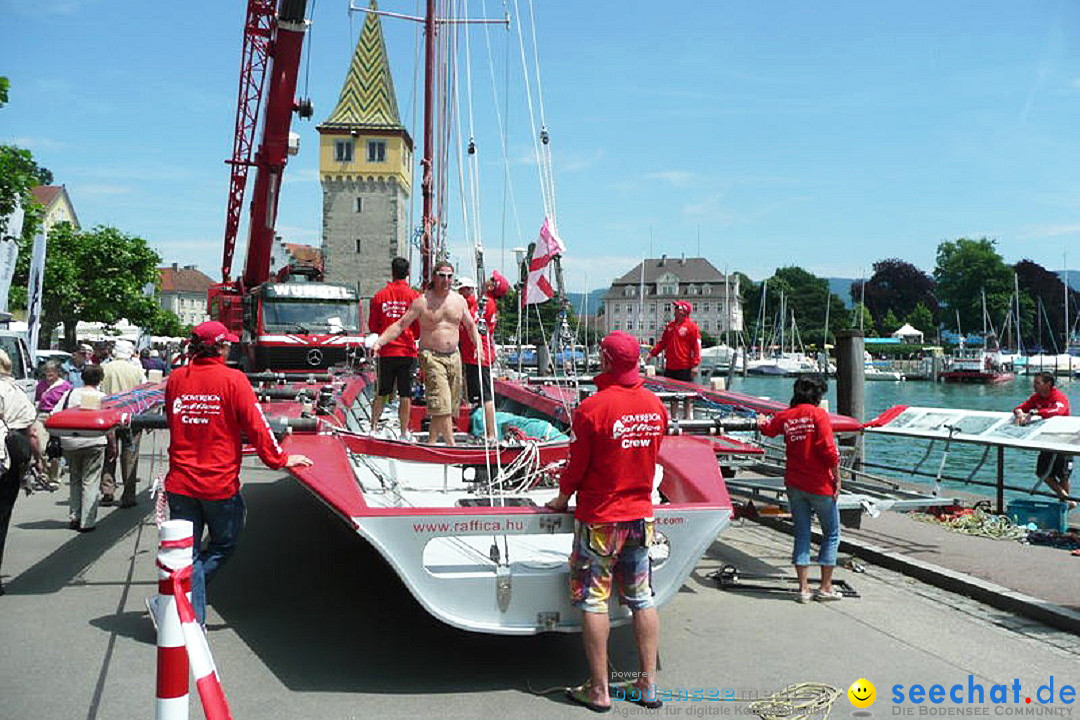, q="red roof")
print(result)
[159,266,215,293]
[284,243,323,270]
[30,185,63,207]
